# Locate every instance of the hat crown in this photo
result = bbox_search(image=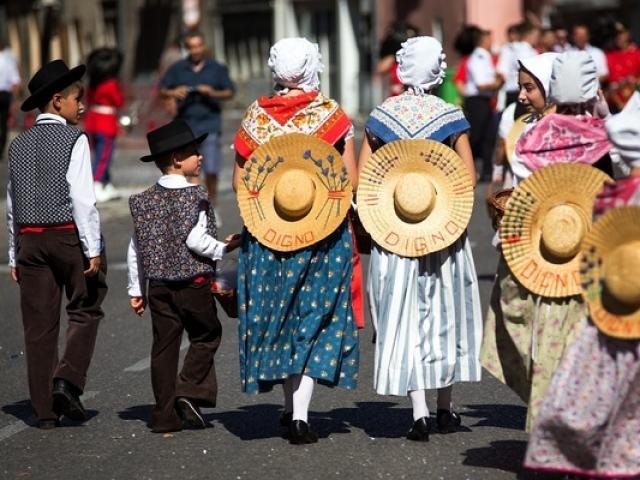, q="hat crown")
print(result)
[145,120,199,157]
[28,60,74,95]
[394,172,436,223]
[540,205,585,260]
[274,169,316,221]
[604,240,640,306]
